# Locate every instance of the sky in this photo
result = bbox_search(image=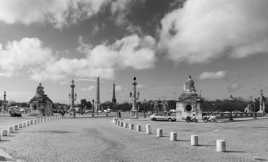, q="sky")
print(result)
[0,0,268,104]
